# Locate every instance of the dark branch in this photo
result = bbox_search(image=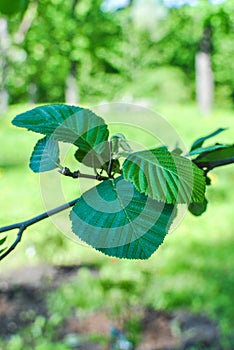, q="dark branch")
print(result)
[59,167,109,181]
[193,158,234,173]
[0,198,79,261]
